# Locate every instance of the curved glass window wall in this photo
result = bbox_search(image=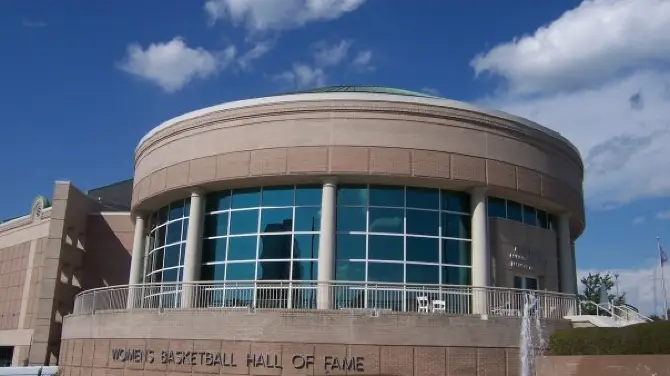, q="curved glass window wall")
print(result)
[143,197,190,307]
[487,197,554,229]
[200,185,322,308]
[335,185,472,311]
